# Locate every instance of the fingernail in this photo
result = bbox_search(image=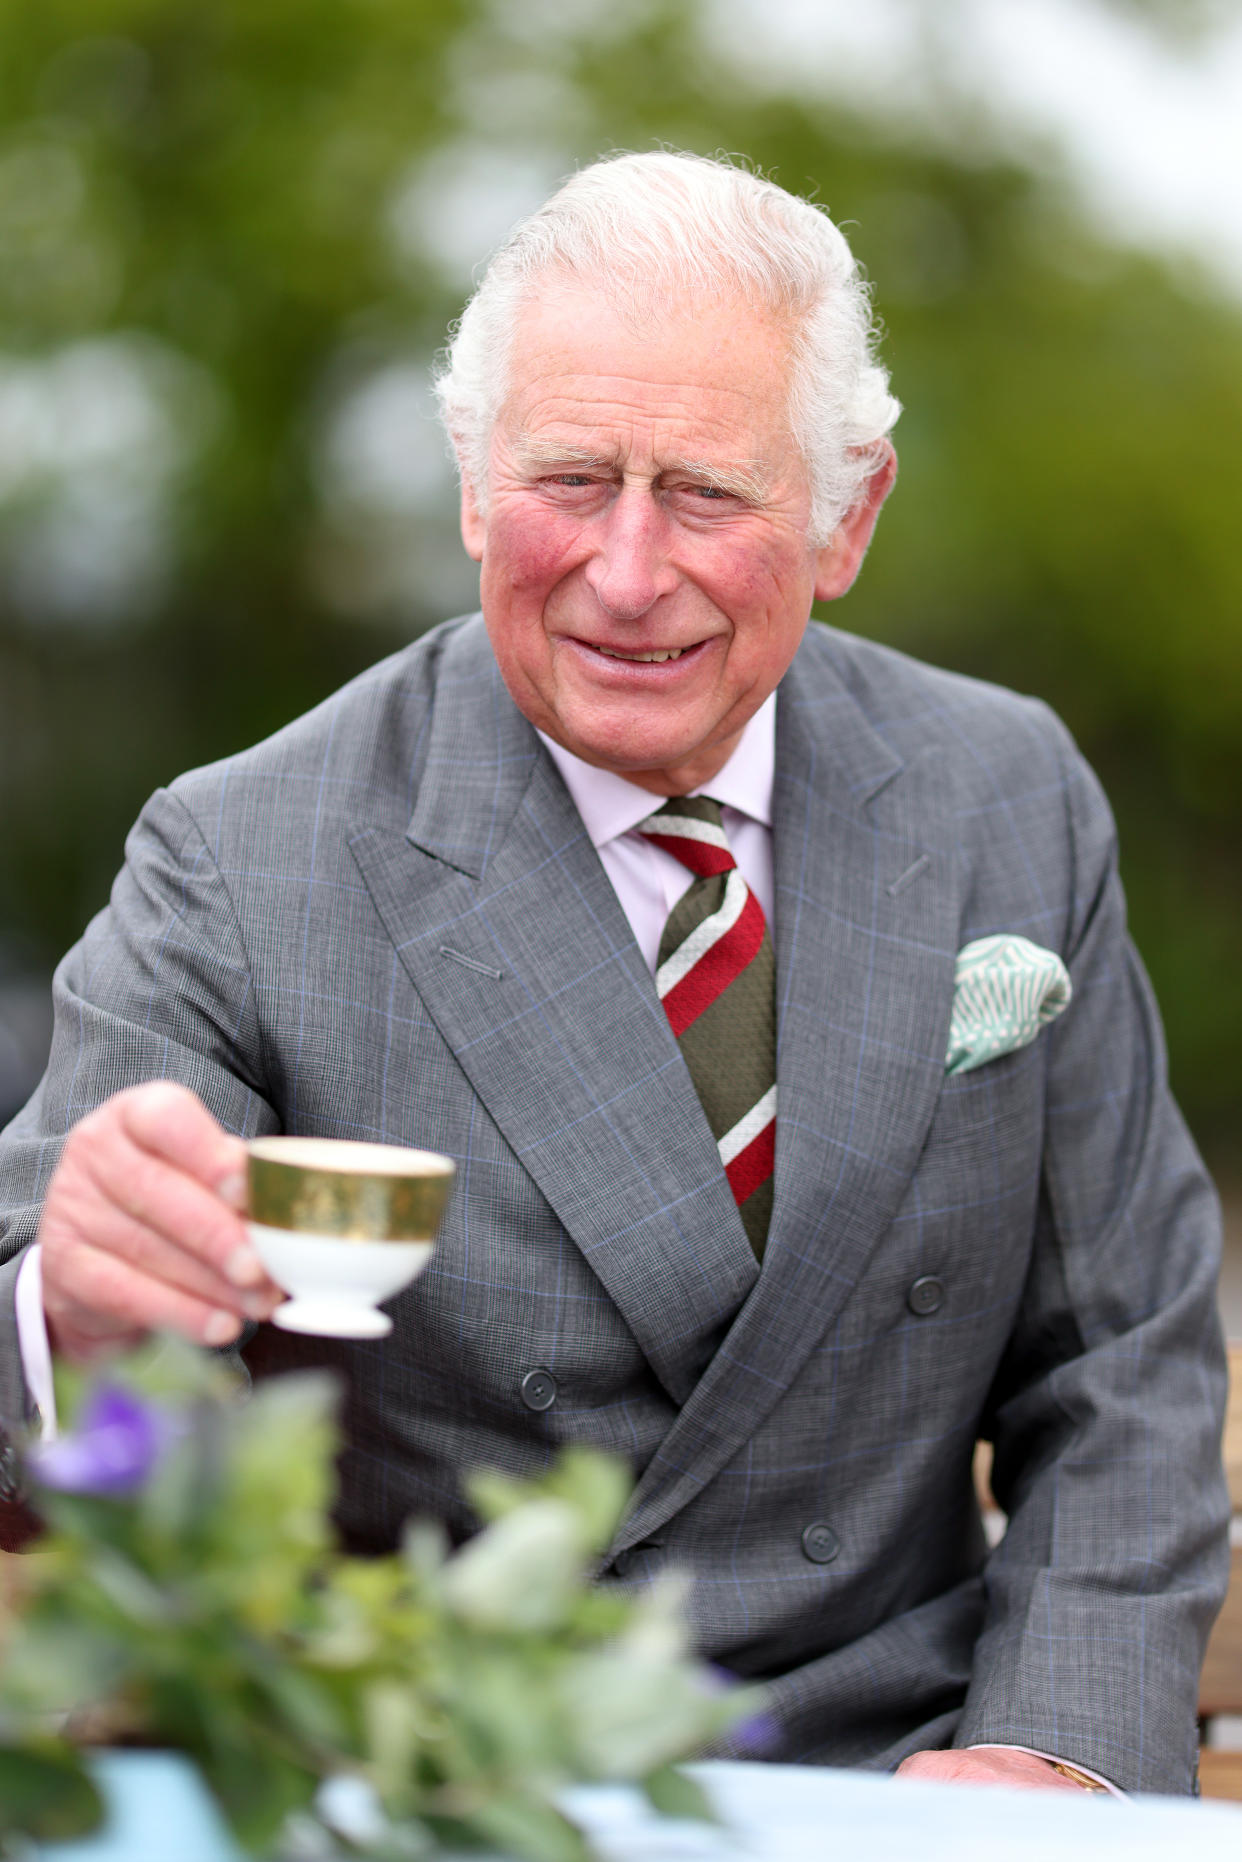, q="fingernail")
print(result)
[217,1173,247,1210]
[204,1310,241,1347]
[225,1247,264,1288]
[244,1291,279,1320]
